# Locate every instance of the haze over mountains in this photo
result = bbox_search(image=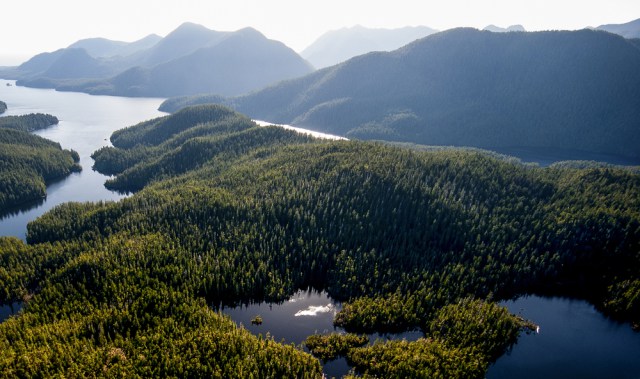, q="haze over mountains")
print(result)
[163,28,640,160]
[596,17,640,38]
[0,22,313,97]
[301,25,438,69]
